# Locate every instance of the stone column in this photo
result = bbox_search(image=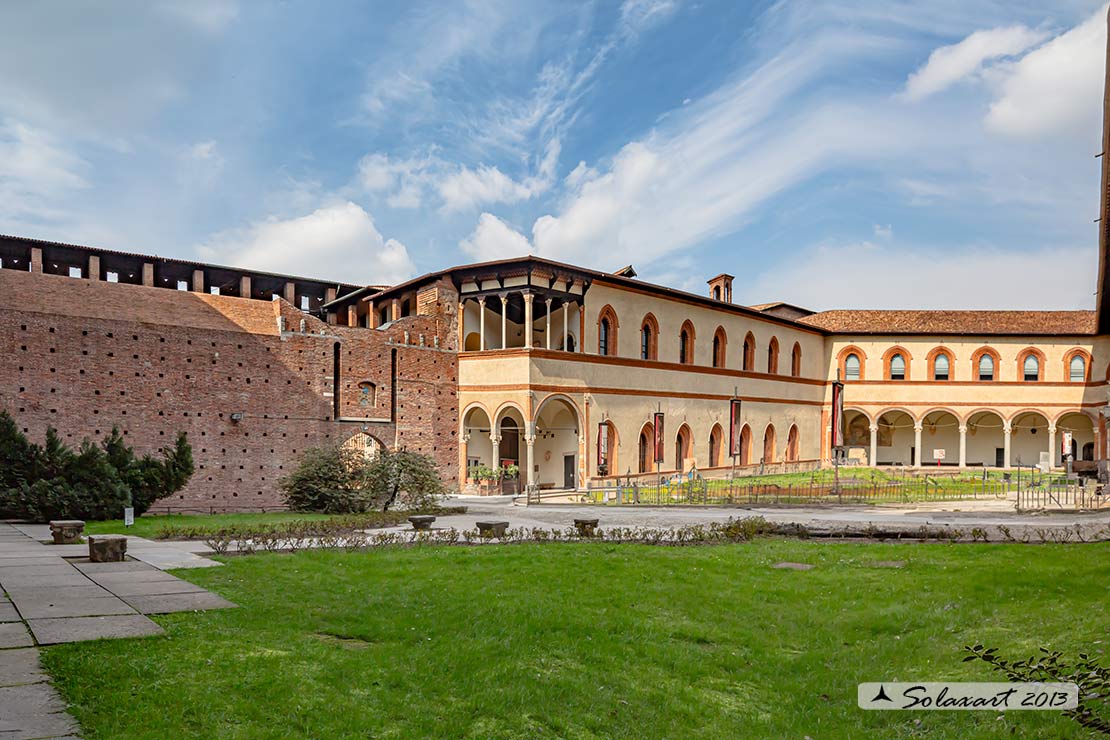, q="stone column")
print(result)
[239,275,251,298]
[1003,423,1012,470]
[913,423,923,468]
[958,425,967,468]
[545,298,552,350]
[30,247,43,273]
[142,262,154,287]
[88,255,100,281]
[477,297,486,351]
[325,287,337,304]
[193,269,205,293]
[391,298,401,322]
[369,302,380,328]
[347,305,358,327]
[489,433,501,469]
[523,292,534,349]
[563,300,570,351]
[524,430,536,490]
[869,424,878,468]
[500,293,508,349]
[283,281,296,303]
[1047,425,1056,470]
